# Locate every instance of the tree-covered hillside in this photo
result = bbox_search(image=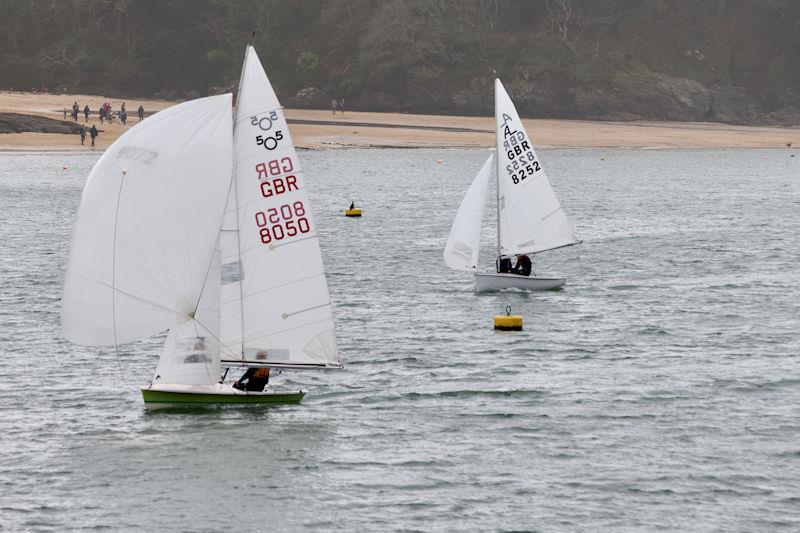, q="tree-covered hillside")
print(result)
[1,0,799,124]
